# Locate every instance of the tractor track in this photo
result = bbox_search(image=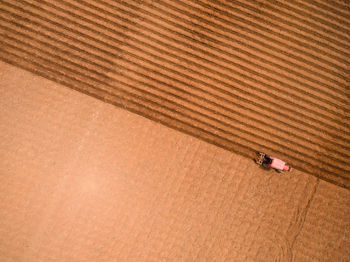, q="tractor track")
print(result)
[0,0,349,188]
